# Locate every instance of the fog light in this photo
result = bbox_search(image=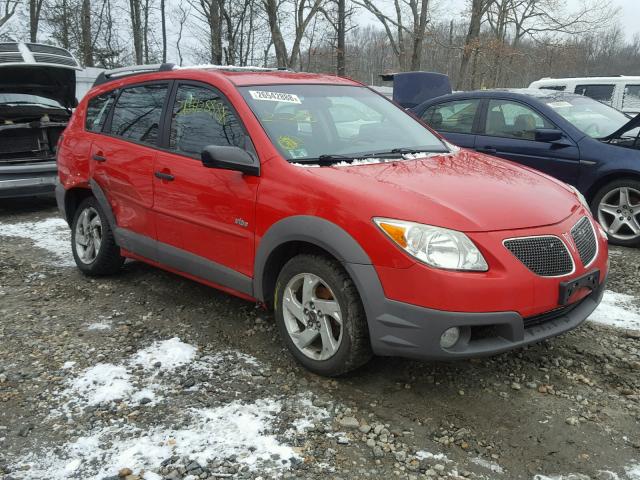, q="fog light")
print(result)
[440,327,460,349]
